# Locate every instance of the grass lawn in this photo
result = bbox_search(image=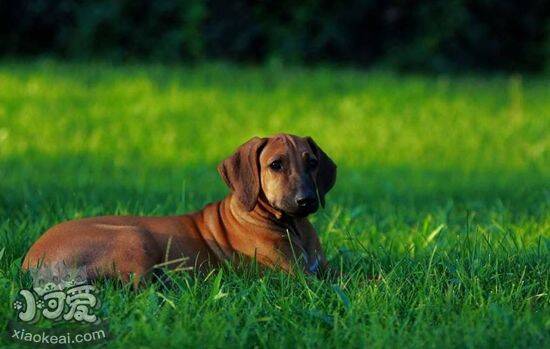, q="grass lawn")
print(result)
[0,60,548,348]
